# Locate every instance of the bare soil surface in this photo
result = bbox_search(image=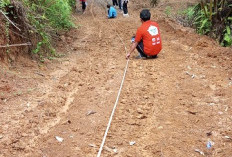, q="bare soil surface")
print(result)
[0,0,232,157]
